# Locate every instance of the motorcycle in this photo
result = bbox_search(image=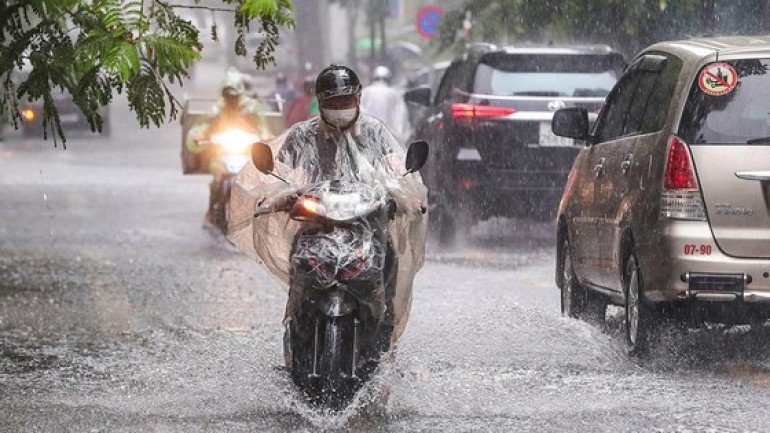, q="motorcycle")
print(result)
[179,95,286,234]
[198,128,263,233]
[250,140,428,410]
